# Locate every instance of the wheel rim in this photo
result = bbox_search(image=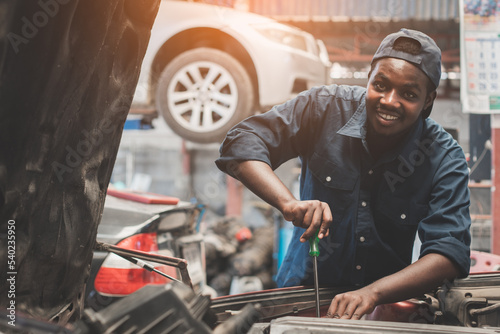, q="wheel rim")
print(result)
[166,60,239,133]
